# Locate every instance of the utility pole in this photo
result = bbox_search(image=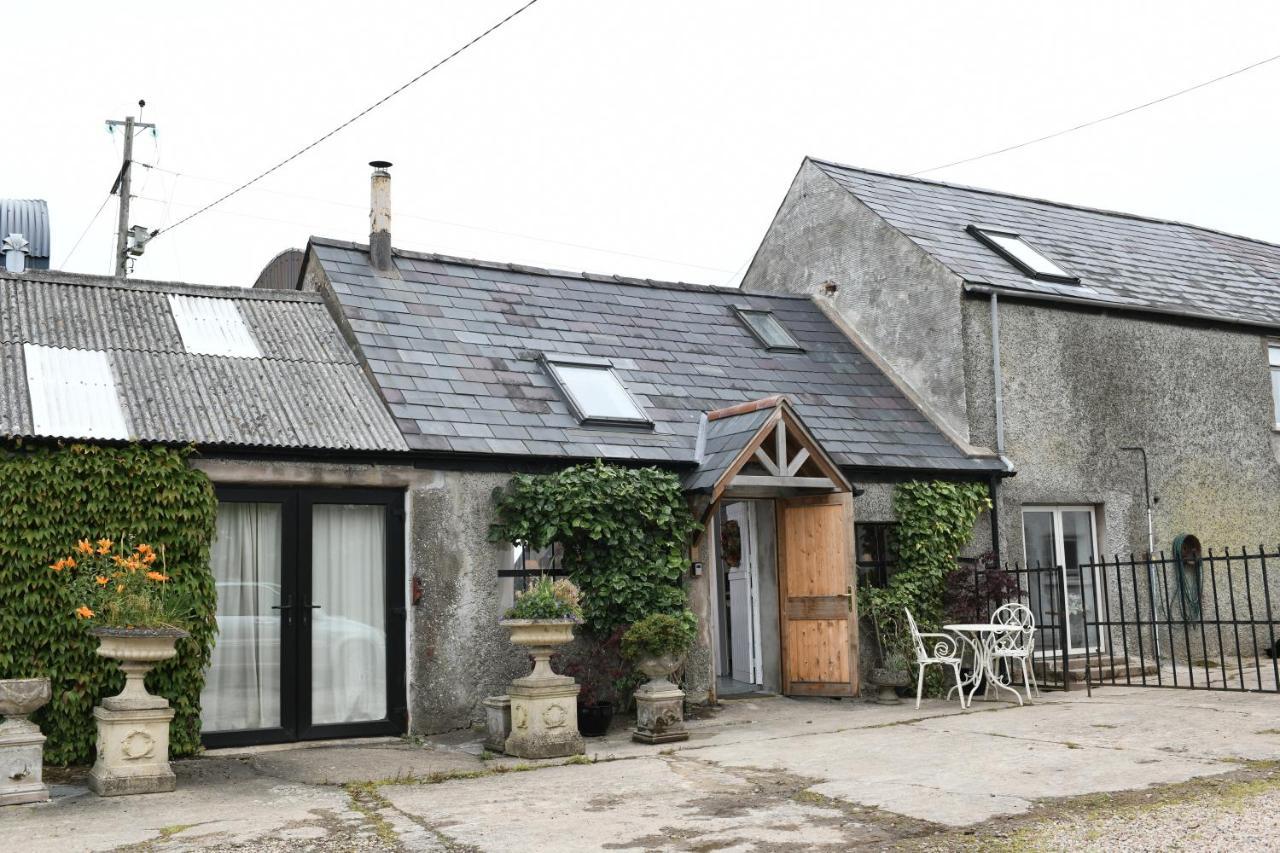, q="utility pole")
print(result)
[106,101,155,277]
